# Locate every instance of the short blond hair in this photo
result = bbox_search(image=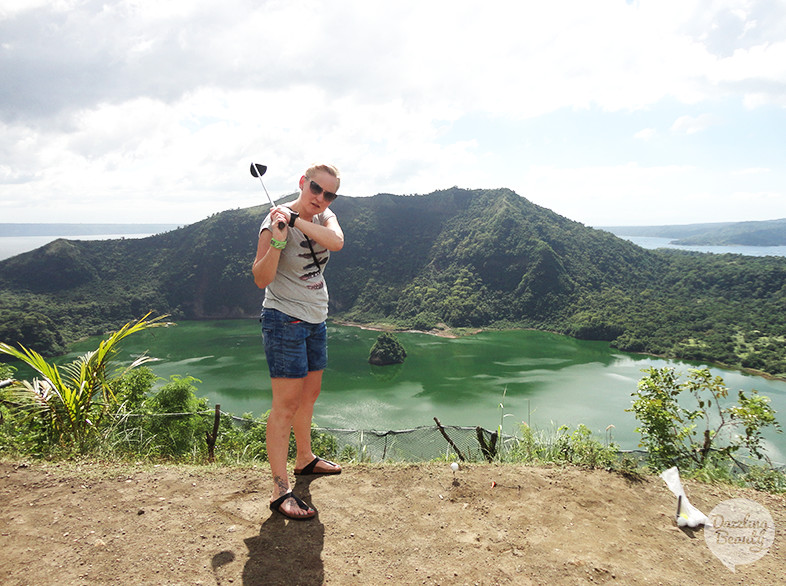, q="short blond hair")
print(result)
[306,163,341,190]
